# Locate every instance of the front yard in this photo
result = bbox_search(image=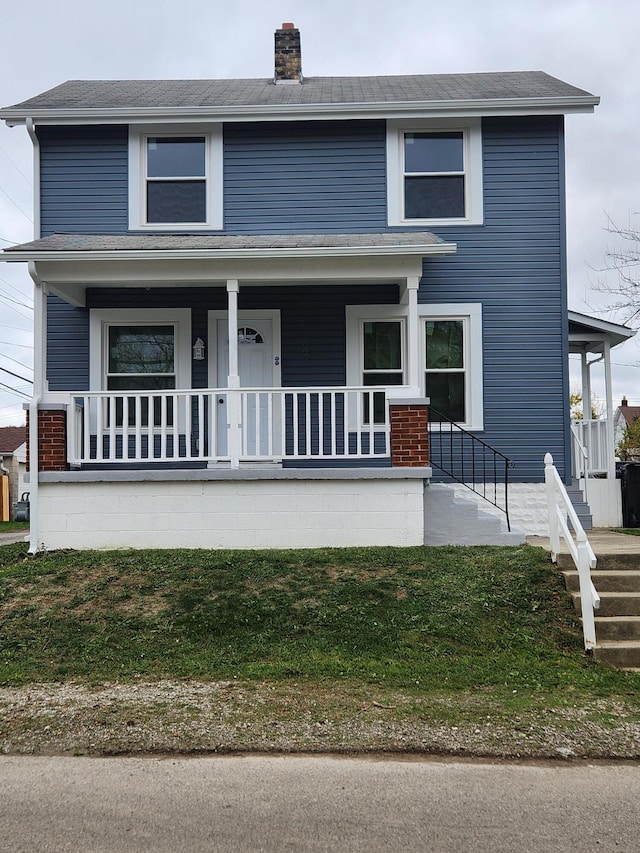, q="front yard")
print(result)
[0,542,638,757]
